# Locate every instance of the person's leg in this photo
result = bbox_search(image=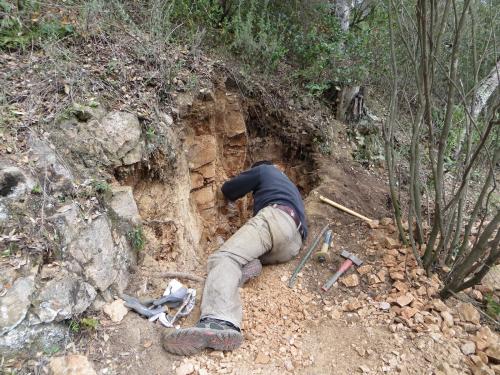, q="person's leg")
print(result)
[200,209,272,327]
[162,209,272,355]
